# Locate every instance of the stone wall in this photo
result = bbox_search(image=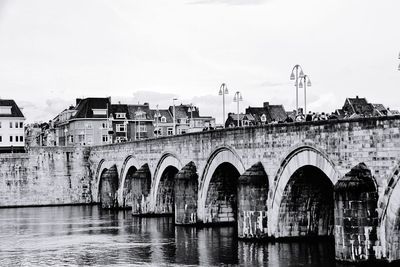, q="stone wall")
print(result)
[0,147,91,207]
